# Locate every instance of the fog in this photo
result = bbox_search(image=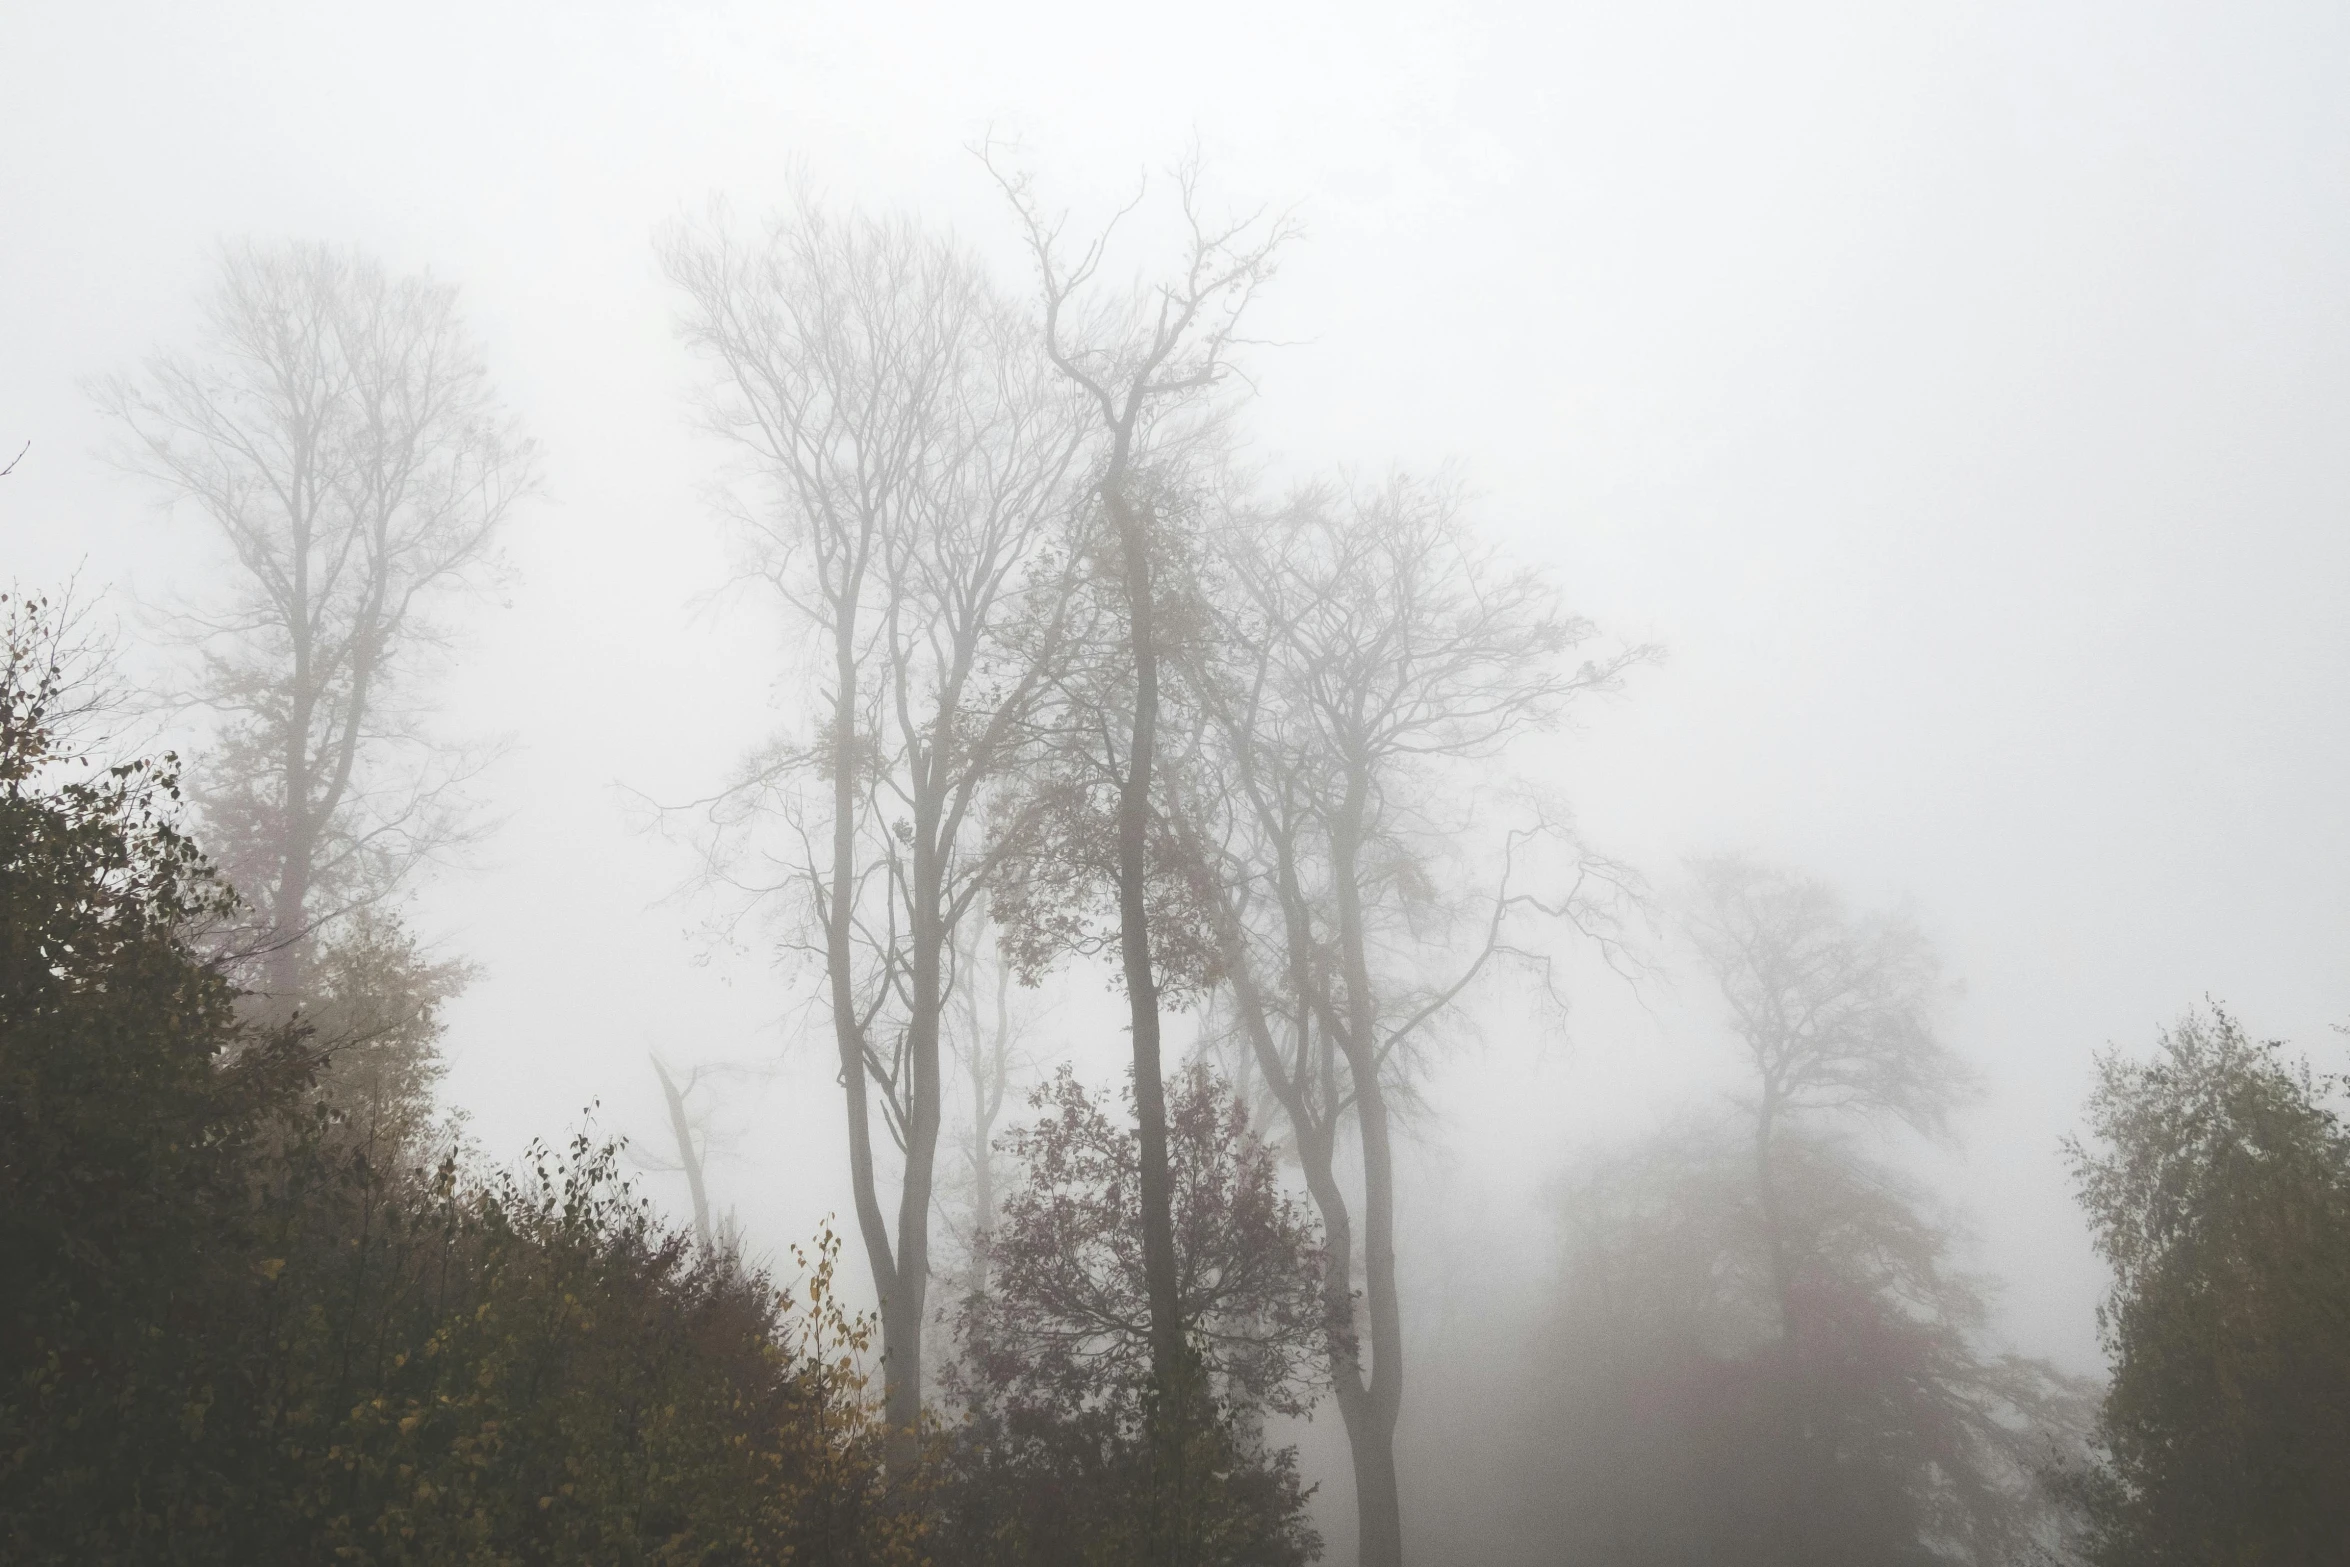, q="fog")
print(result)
[7,2,2347,1561]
